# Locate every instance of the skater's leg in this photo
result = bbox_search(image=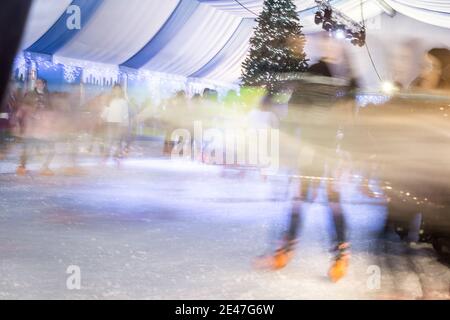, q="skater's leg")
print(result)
[64,135,83,175]
[70,137,78,168]
[40,141,55,176]
[0,129,7,159]
[103,124,115,161]
[115,126,125,158]
[20,139,28,167]
[124,124,134,155]
[279,176,310,248]
[43,142,55,169]
[330,206,346,246]
[325,146,348,247]
[282,198,302,250]
[16,138,29,175]
[328,180,347,243]
[255,180,307,270]
[98,124,106,156]
[112,126,125,160]
[327,181,350,282]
